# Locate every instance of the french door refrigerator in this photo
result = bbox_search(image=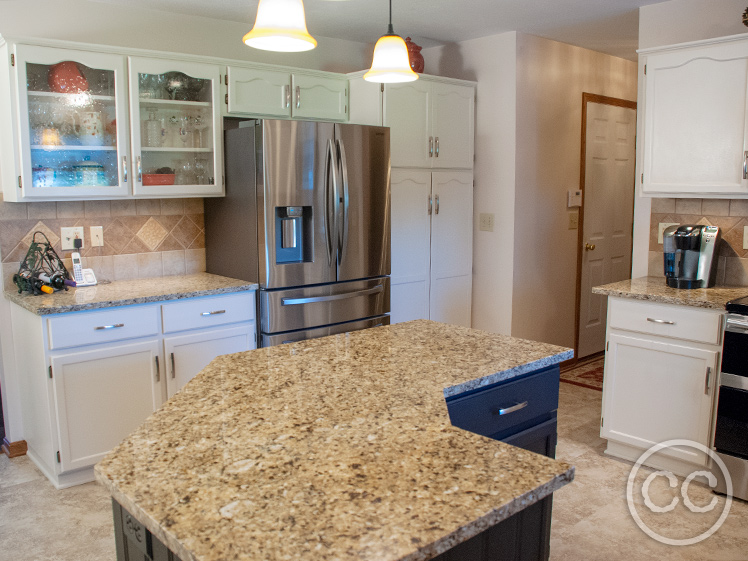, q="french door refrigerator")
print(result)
[205,119,391,346]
